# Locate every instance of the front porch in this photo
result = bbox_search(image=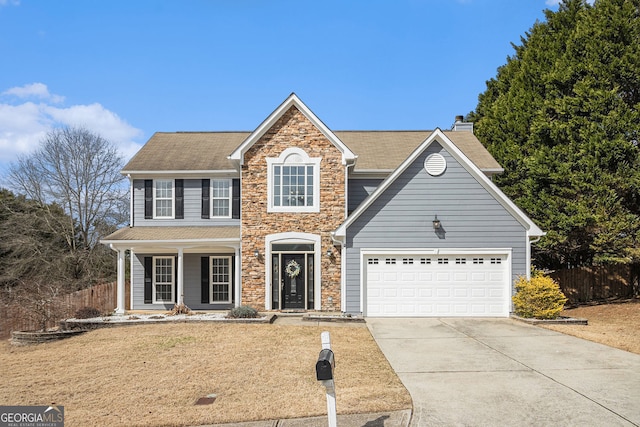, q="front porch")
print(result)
[102,226,241,314]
